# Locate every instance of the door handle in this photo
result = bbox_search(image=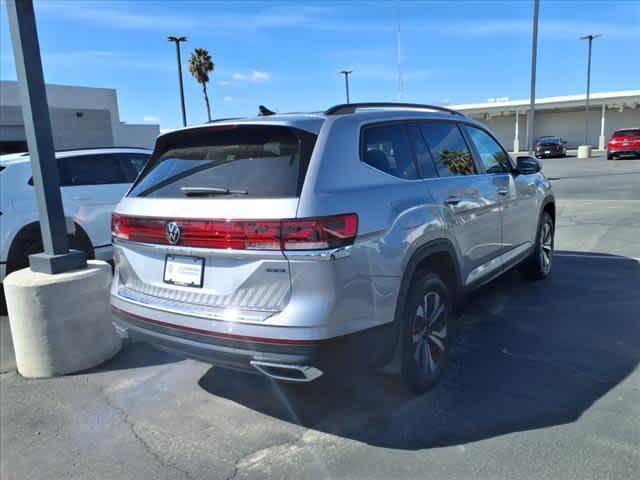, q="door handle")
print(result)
[445,196,461,206]
[497,188,509,196]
